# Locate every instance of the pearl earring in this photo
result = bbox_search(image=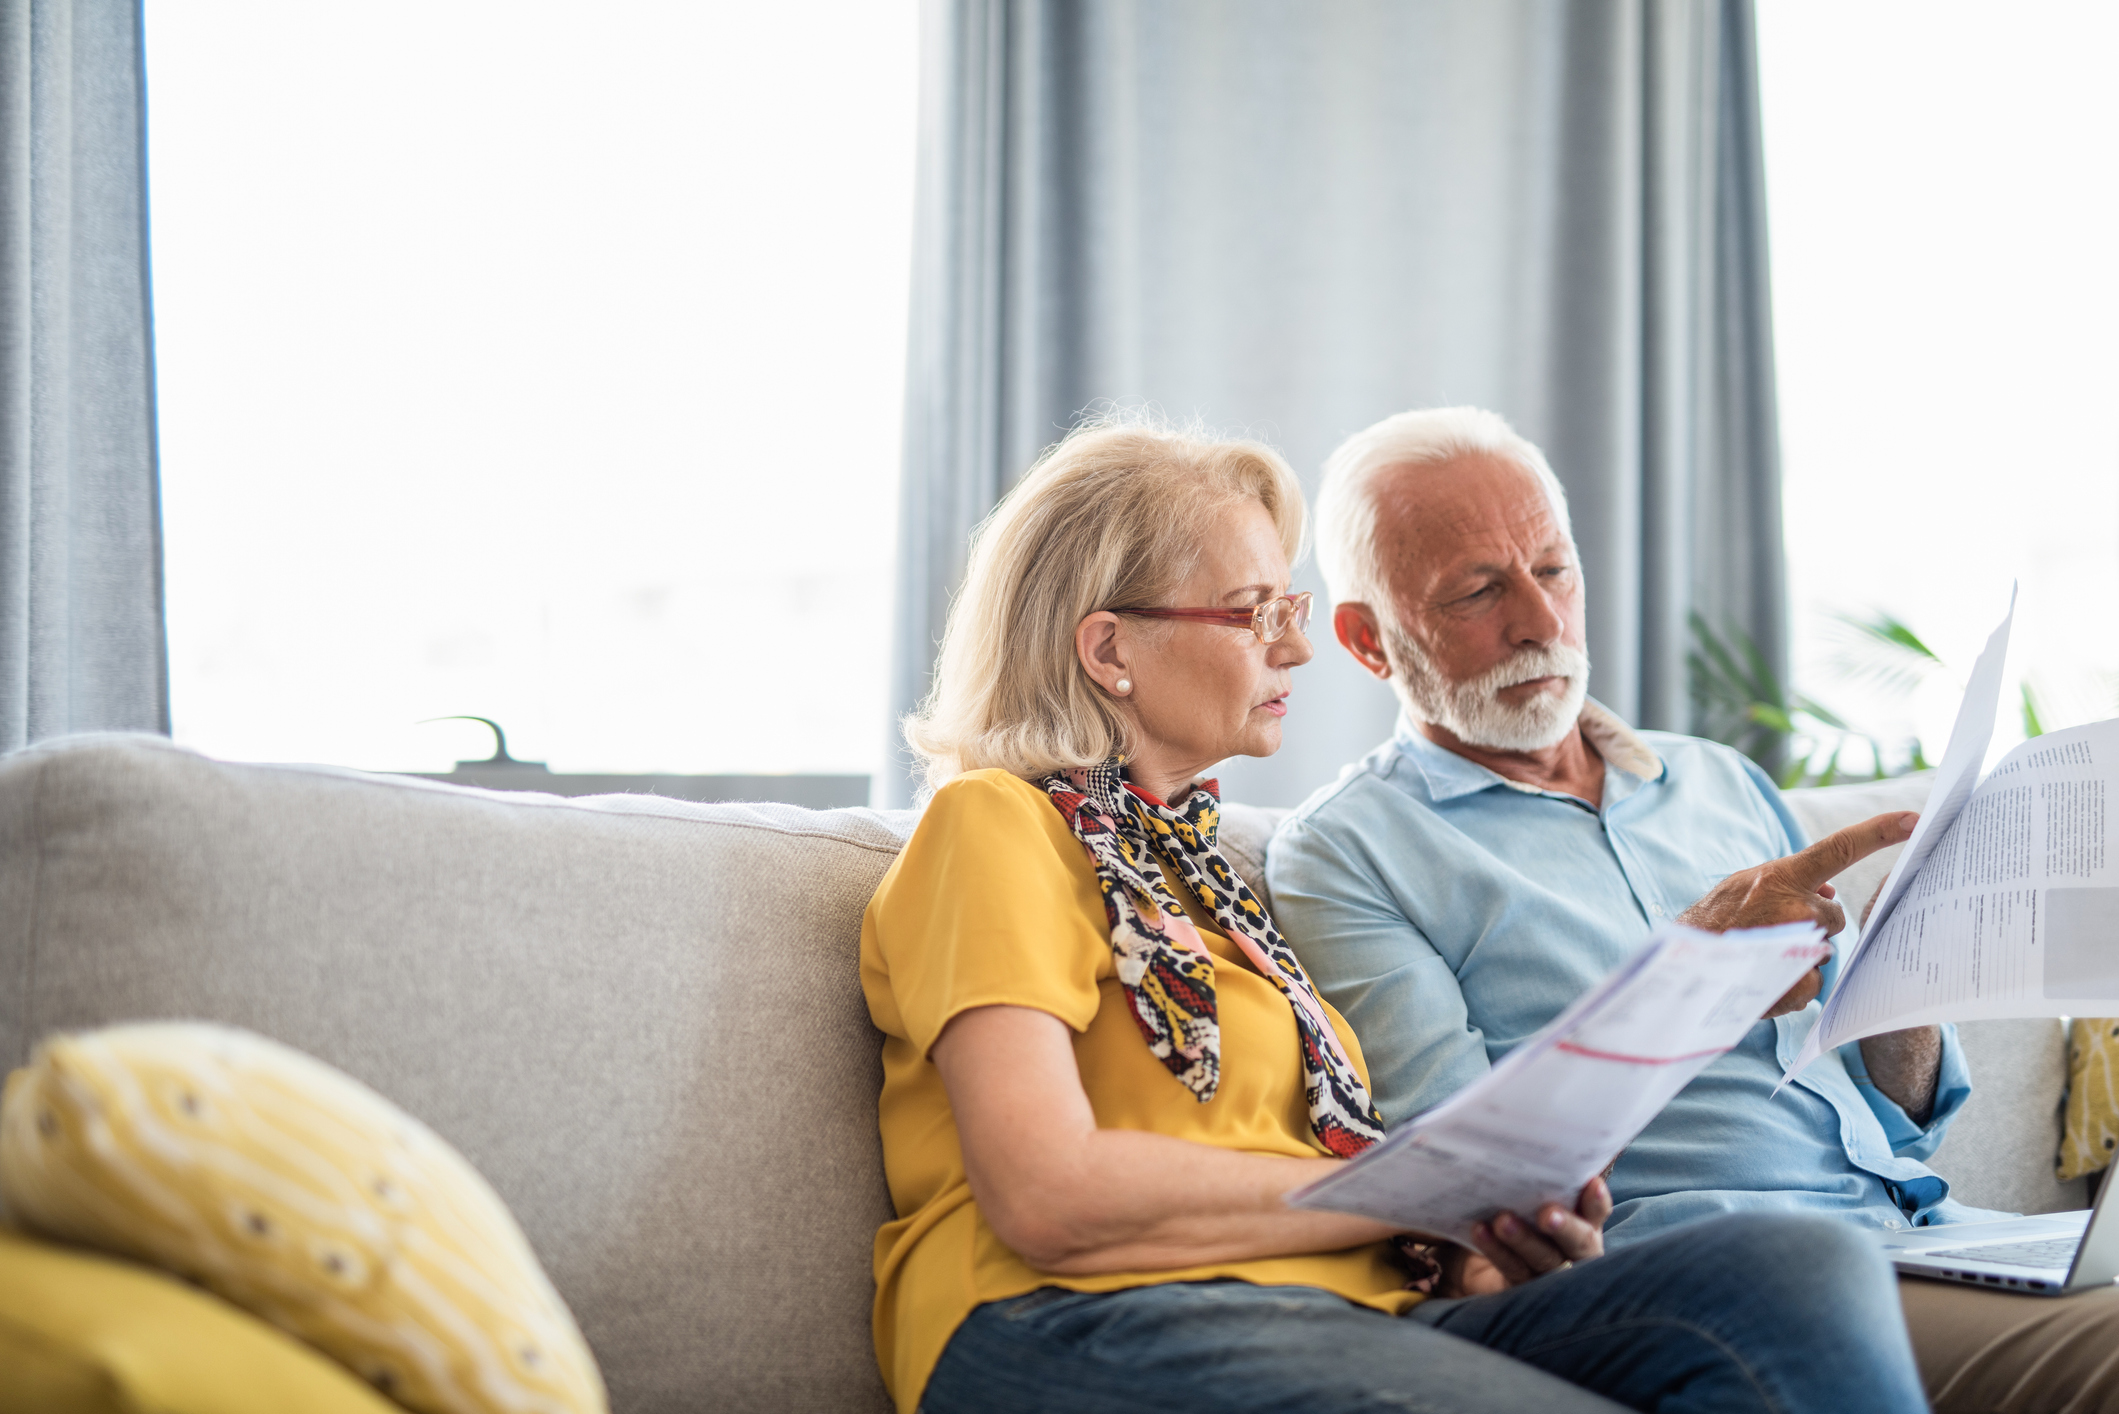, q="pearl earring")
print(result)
[1114,678,1131,694]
